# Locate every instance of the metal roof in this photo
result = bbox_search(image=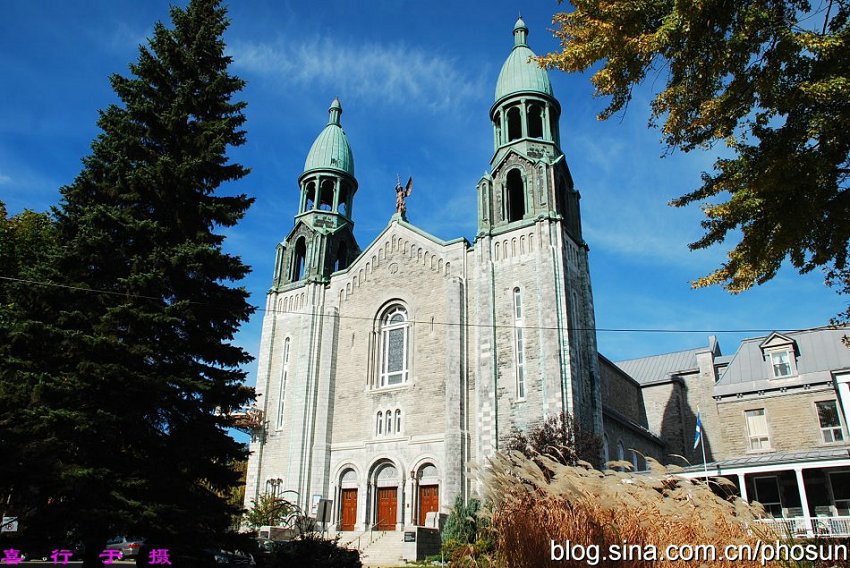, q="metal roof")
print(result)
[615,346,707,385]
[494,20,553,103]
[303,98,354,177]
[714,328,850,397]
[676,445,850,473]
